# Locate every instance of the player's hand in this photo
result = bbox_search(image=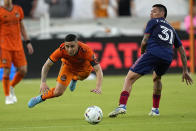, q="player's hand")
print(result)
[27,43,34,55]
[40,82,50,94]
[182,71,193,85]
[90,88,102,94]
